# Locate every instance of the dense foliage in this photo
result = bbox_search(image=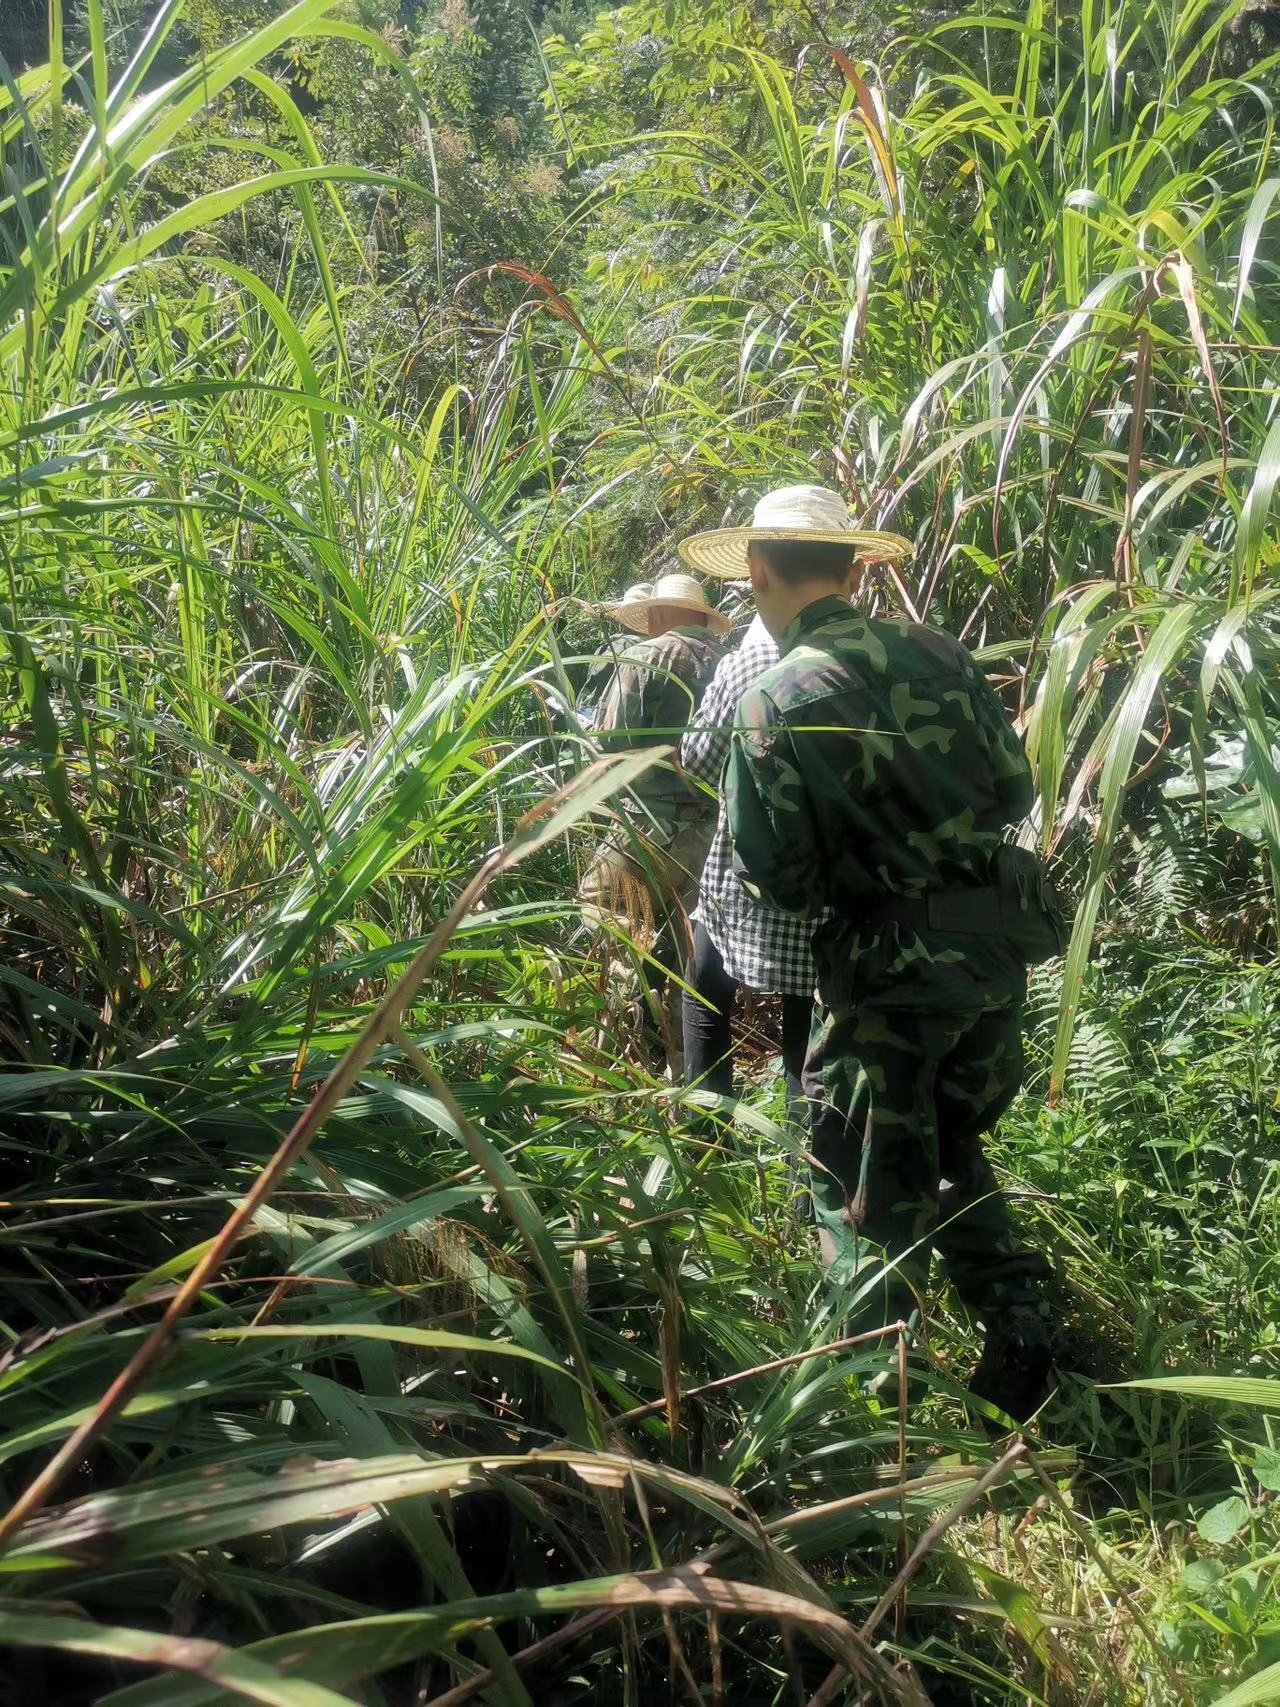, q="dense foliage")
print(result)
[1,0,1277,1703]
